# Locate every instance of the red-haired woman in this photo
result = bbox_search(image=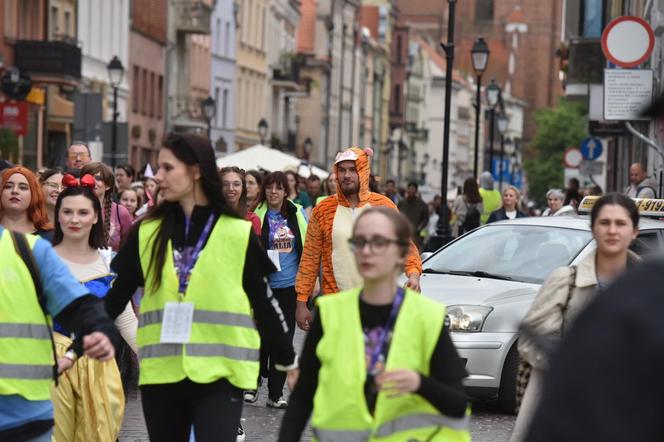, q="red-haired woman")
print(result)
[80,162,133,251]
[0,166,54,241]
